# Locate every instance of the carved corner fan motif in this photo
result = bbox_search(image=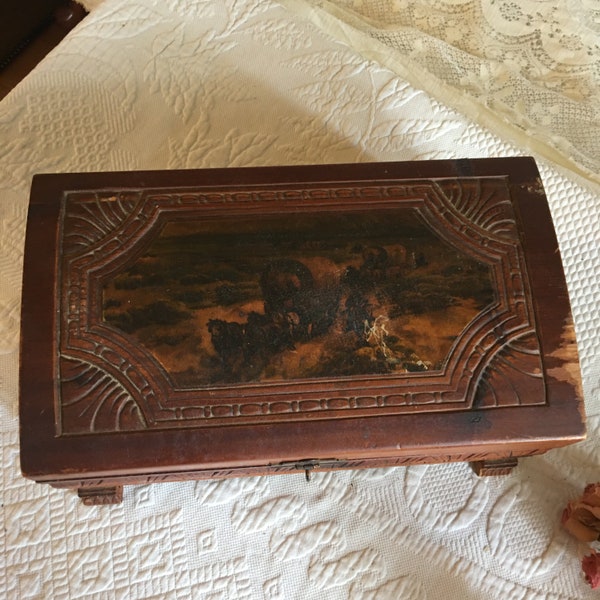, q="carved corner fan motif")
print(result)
[57,178,545,435]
